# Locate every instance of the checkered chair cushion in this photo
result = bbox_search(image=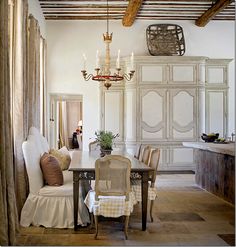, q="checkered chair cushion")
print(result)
[131,182,158,202]
[84,190,137,217]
